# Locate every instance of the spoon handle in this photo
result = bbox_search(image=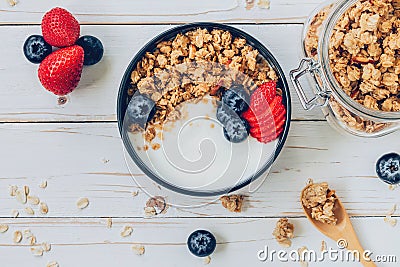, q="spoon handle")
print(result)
[341,236,377,267]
